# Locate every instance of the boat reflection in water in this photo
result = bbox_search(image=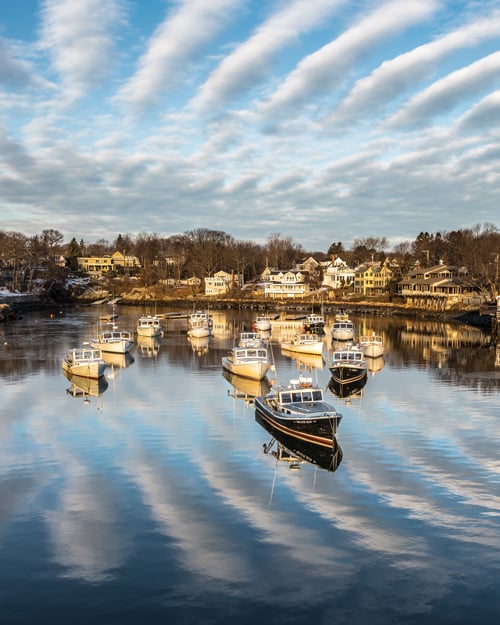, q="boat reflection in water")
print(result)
[366,354,385,375]
[328,374,367,400]
[136,334,161,358]
[256,411,343,473]
[280,348,324,370]
[101,351,135,369]
[63,370,108,399]
[222,369,271,404]
[188,334,210,356]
